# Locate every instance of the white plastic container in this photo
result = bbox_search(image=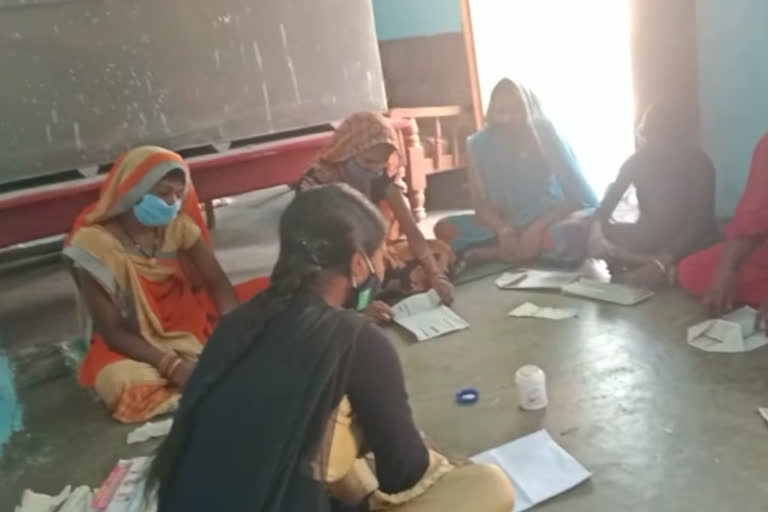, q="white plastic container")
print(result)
[515,365,548,410]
